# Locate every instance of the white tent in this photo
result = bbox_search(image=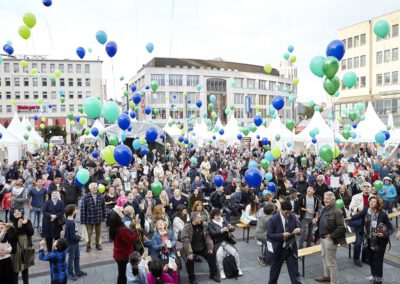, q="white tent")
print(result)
[387,112,394,130]
[163,121,182,138]
[249,125,268,142]
[353,102,386,143]
[222,115,242,144]
[0,123,23,163]
[91,119,106,133]
[214,117,224,131]
[21,117,44,145]
[266,116,294,145]
[7,113,36,151]
[191,119,212,145]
